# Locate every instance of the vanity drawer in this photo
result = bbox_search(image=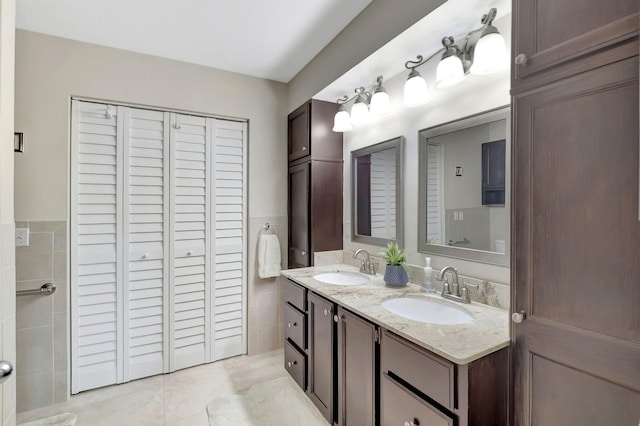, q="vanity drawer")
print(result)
[284,279,306,312]
[284,303,306,350]
[284,340,307,391]
[381,330,455,410]
[381,373,453,426]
